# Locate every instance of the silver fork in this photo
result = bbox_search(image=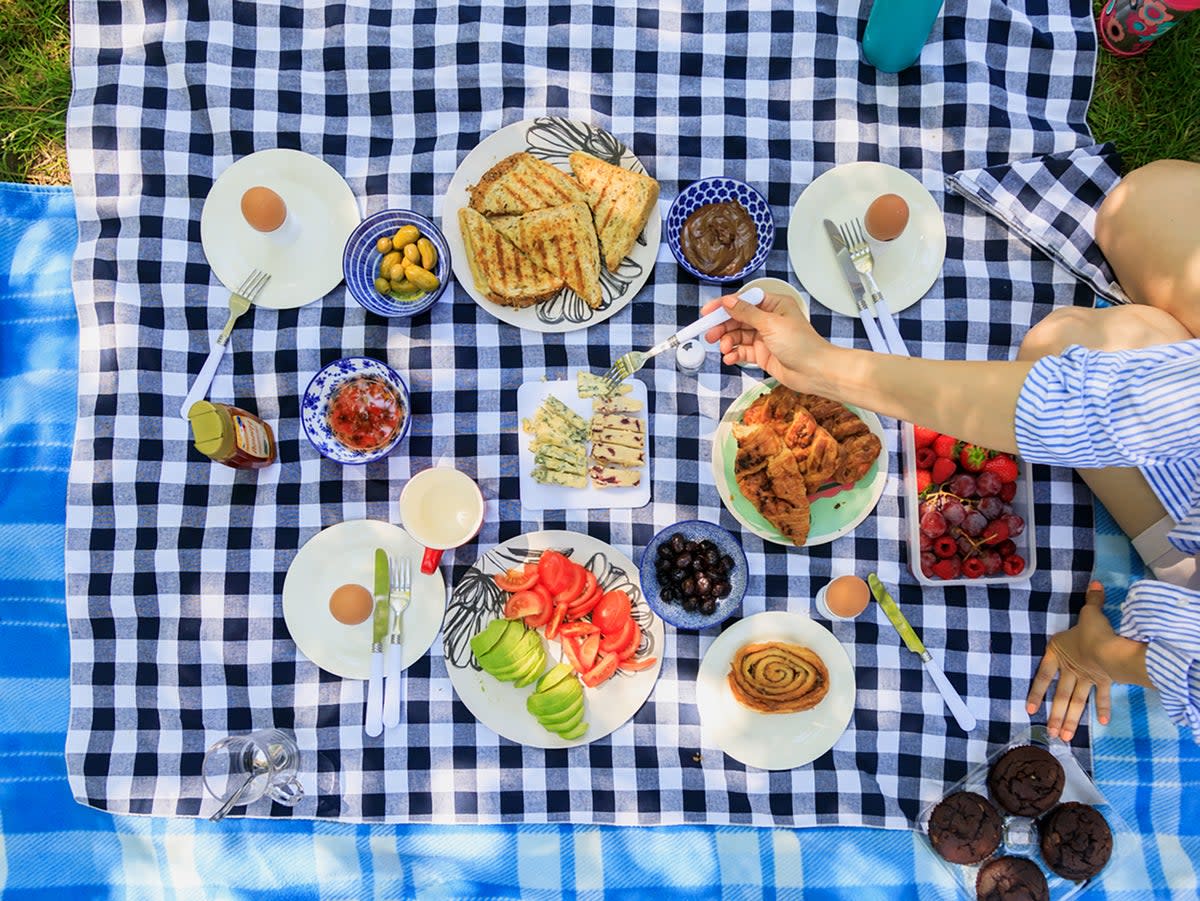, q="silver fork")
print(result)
[382,554,412,729]
[601,286,765,392]
[179,269,272,418]
[836,220,908,357]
